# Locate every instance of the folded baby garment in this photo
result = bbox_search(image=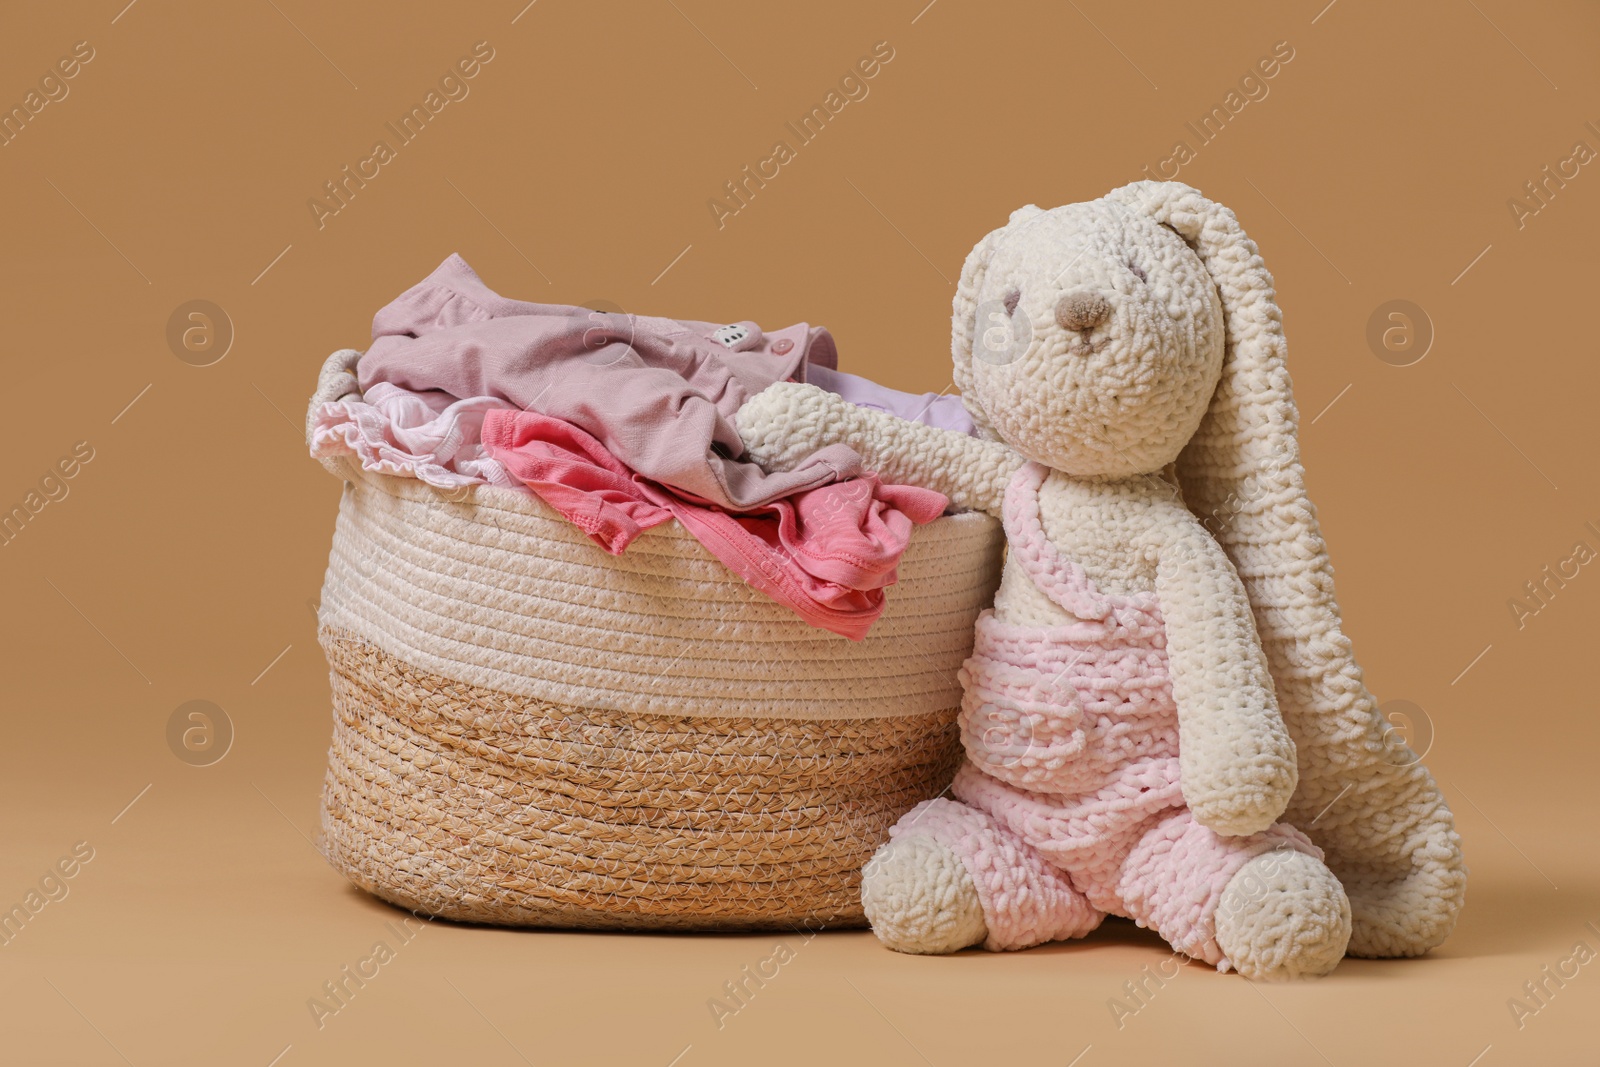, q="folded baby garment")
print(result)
[479,410,947,640]
[358,254,860,510]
